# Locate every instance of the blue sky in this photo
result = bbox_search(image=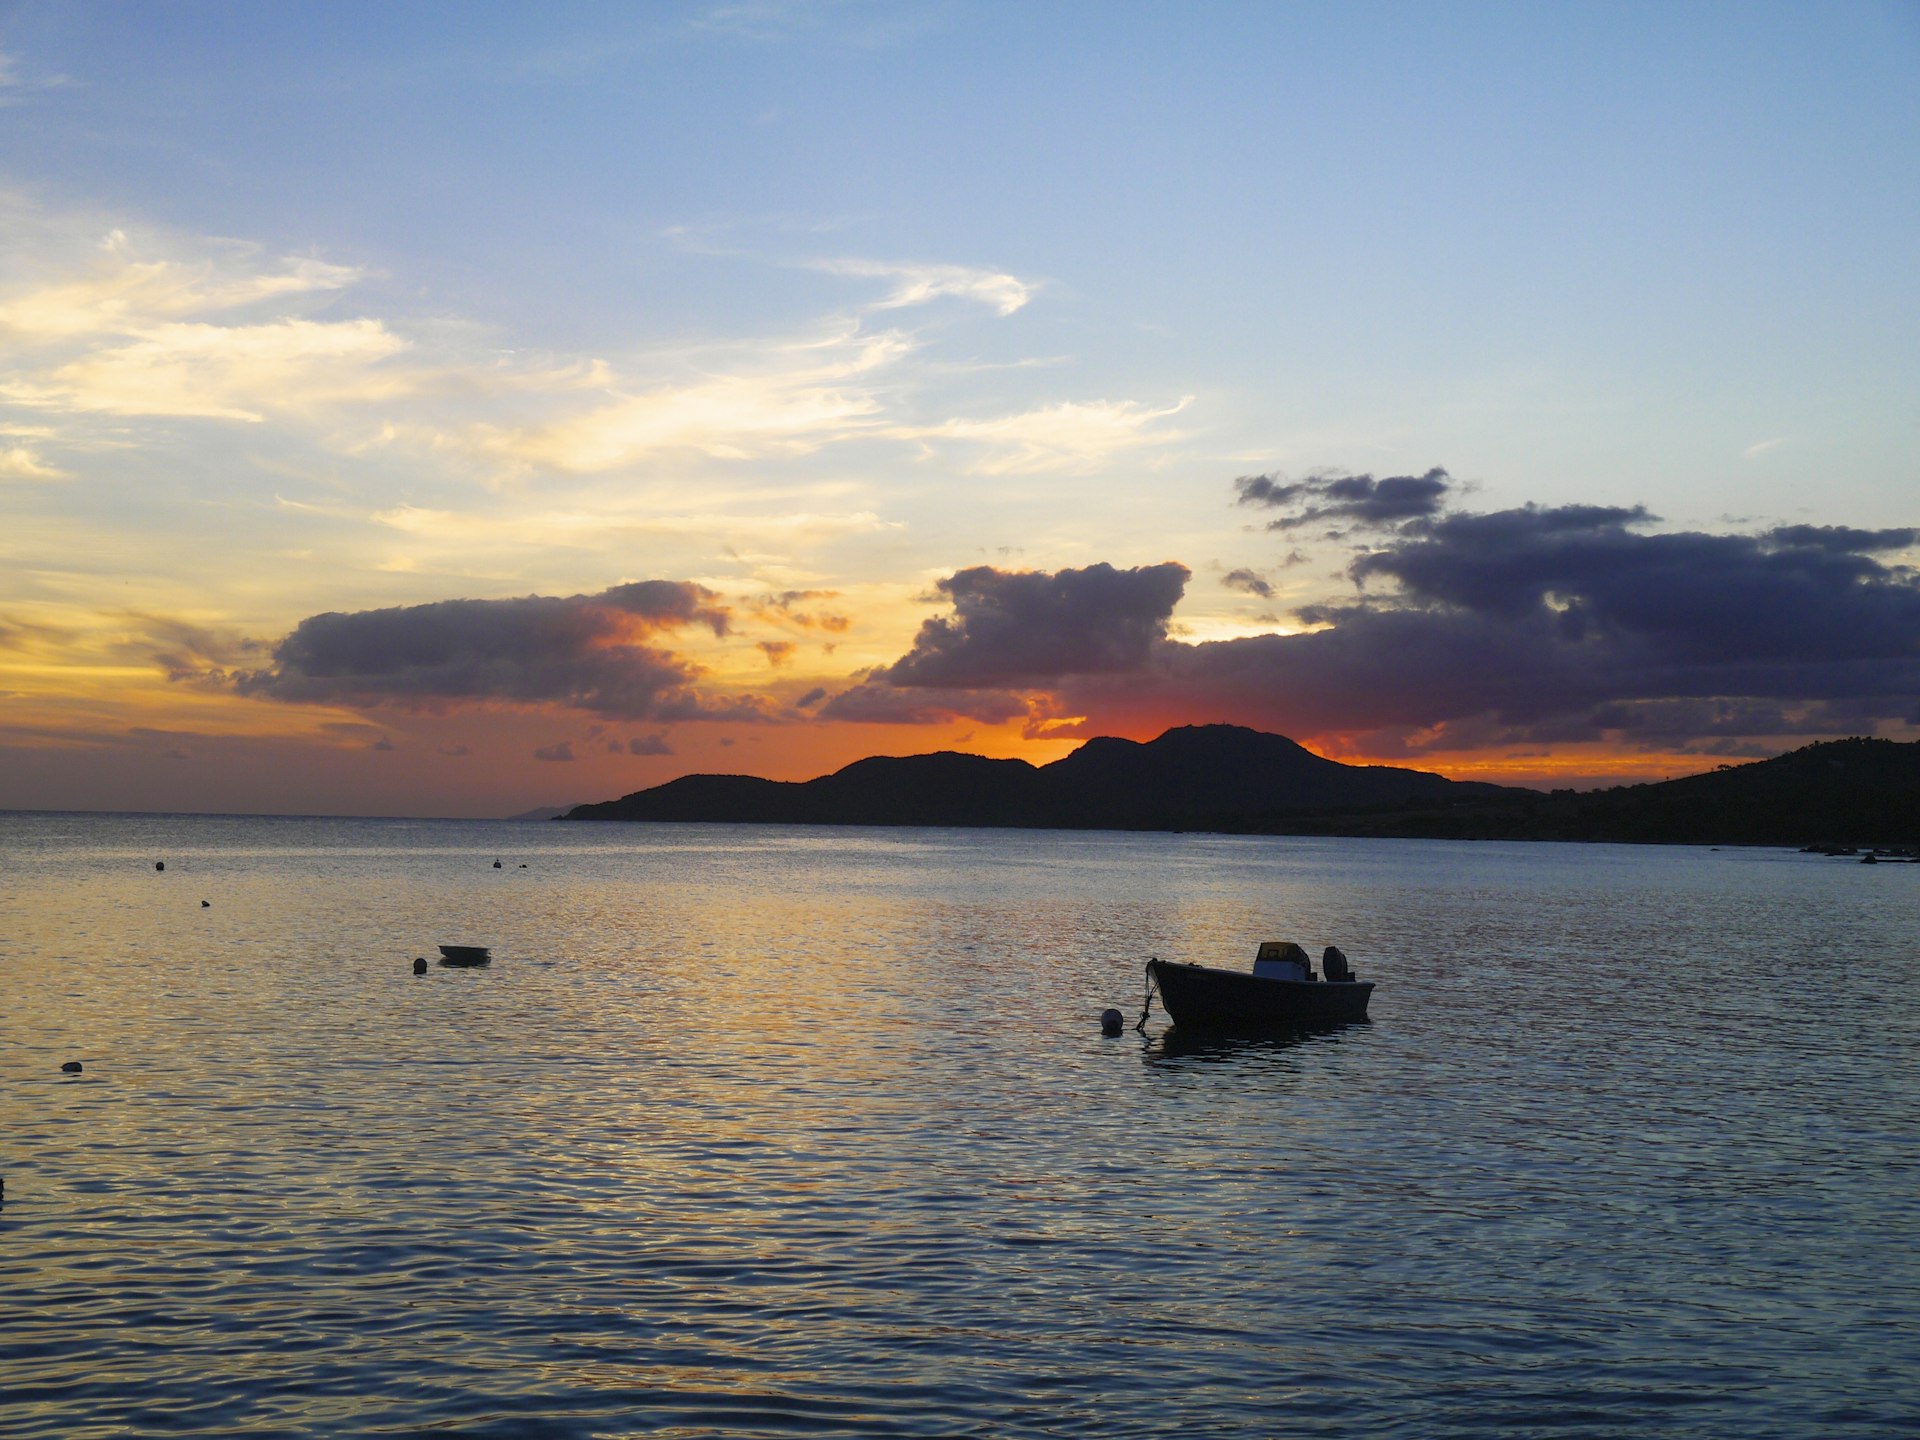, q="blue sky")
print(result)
[1,1,1915,813]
